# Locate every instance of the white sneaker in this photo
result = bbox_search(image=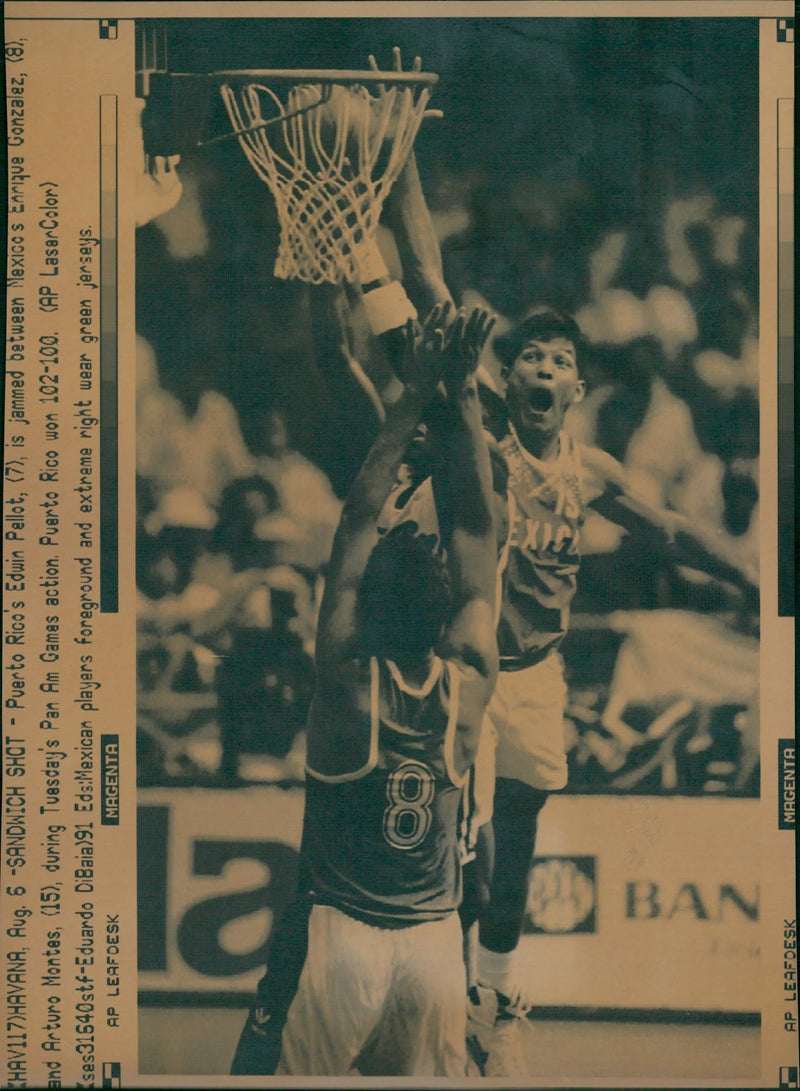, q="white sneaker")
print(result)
[496,981,533,1019]
[484,1009,526,1078]
[466,983,530,1078]
[466,985,496,1075]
